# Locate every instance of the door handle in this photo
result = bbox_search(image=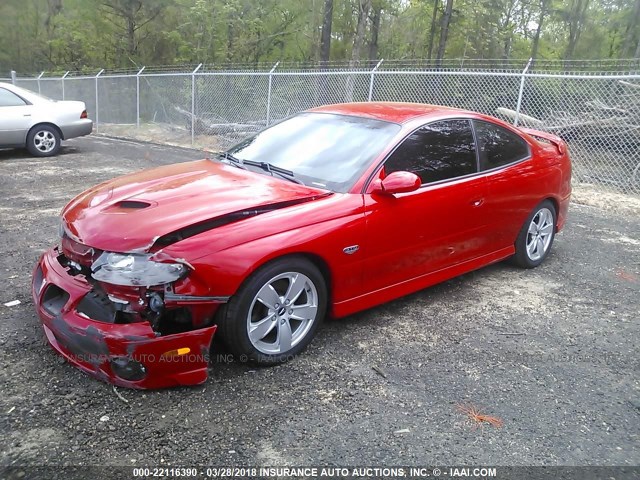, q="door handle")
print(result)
[471,199,484,207]
[23,114,31,117]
